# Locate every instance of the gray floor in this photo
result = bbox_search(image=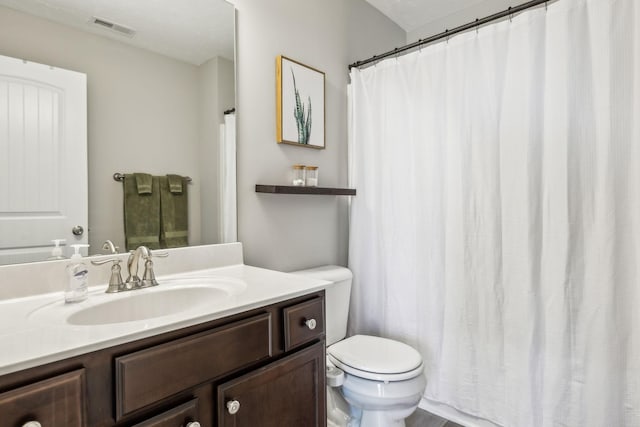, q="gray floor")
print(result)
[406,408,464,427]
